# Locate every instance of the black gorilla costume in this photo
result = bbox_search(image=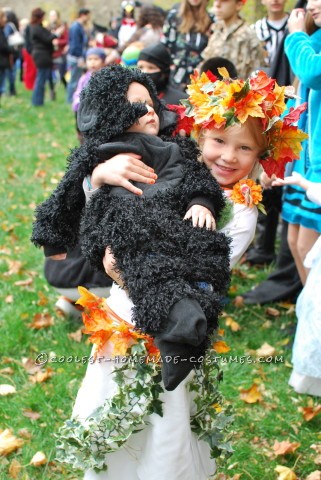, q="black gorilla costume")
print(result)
[31,65,231,390]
